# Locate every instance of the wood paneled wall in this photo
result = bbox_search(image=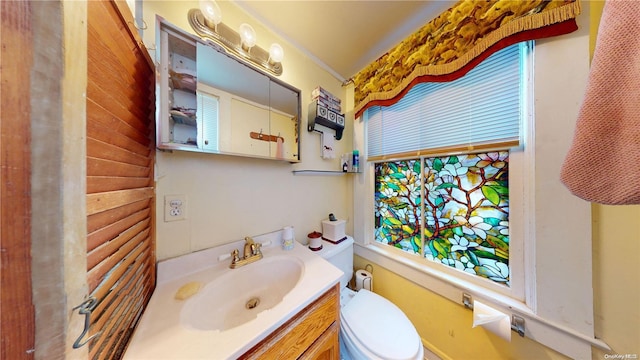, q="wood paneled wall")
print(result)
[0,1,35,358]
[86,2,155,359]
[1,1,155,358]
